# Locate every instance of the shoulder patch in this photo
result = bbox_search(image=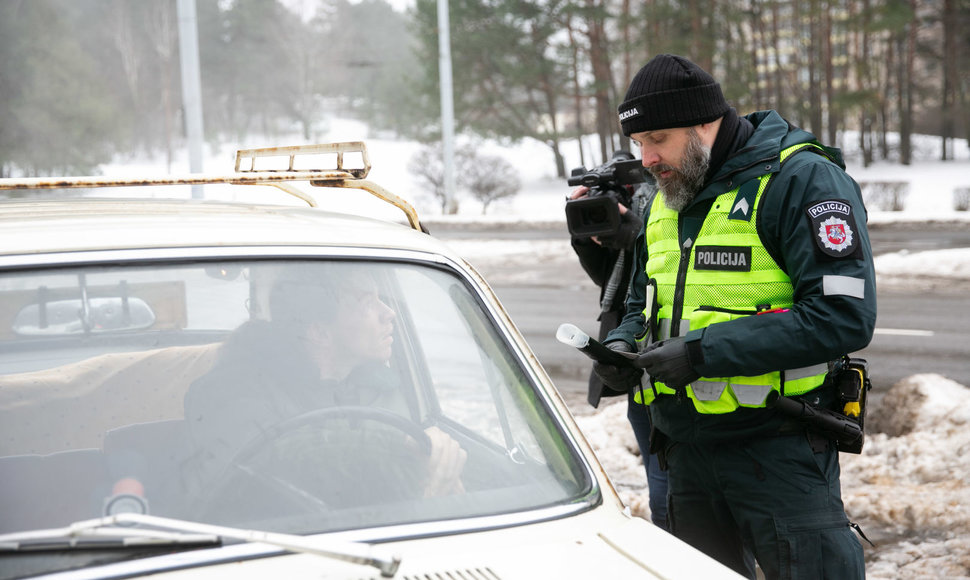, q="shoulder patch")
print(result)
[728,179,760,222]
[805,200,859,258]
